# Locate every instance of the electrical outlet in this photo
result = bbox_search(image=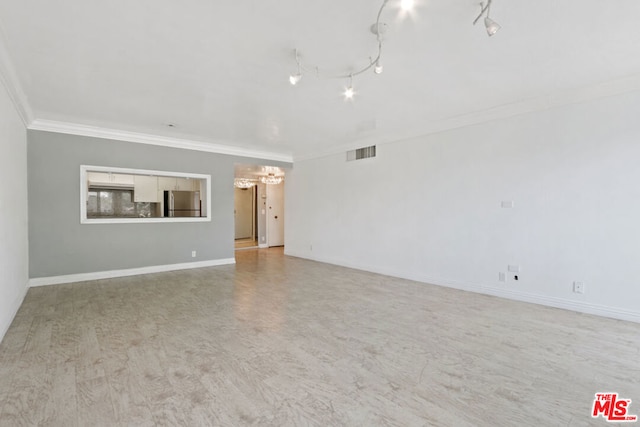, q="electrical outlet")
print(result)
[573,281,585,294]
[191,250,196,258]
[498,272,506,282]
[508,265,520,273]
